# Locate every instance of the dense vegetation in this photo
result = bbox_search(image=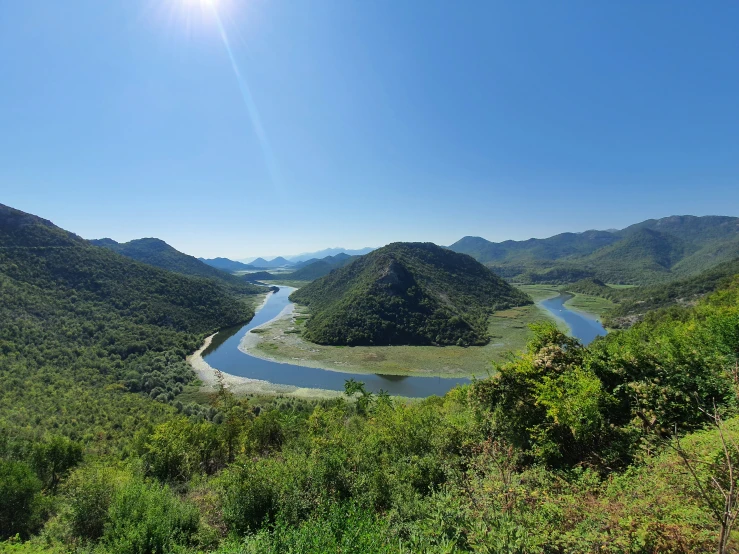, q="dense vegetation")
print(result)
[451,215,739,285]
[242,271,276,282]
[0,203,259,445]
[4,271,739,552]
[91,238,264,295]
[564,257,739,327]
[290,243,532,346]
[4,205,739,553]
[280,253,356,281]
